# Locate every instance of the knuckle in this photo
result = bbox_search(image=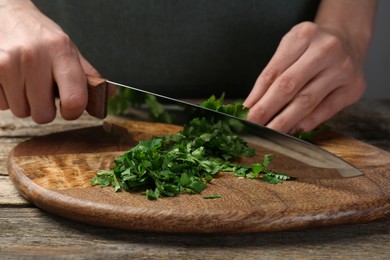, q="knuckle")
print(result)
[339,57,355,76]
[273,117,290,133]
[260,69,279,85]
[45,30,72,47]
[248,105,268,124]
[1,42,39,68]
[298,92,317,108]
[276,75,298,95]
[291,22,317,39]
[320,35,342,53]
[44,31,77,56]
[20,45,38,66]
[0,51,12,75]
[282,22,316,46]
[333,58,358,85]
